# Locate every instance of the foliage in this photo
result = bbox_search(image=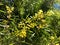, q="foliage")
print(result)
[0,0,60,45]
